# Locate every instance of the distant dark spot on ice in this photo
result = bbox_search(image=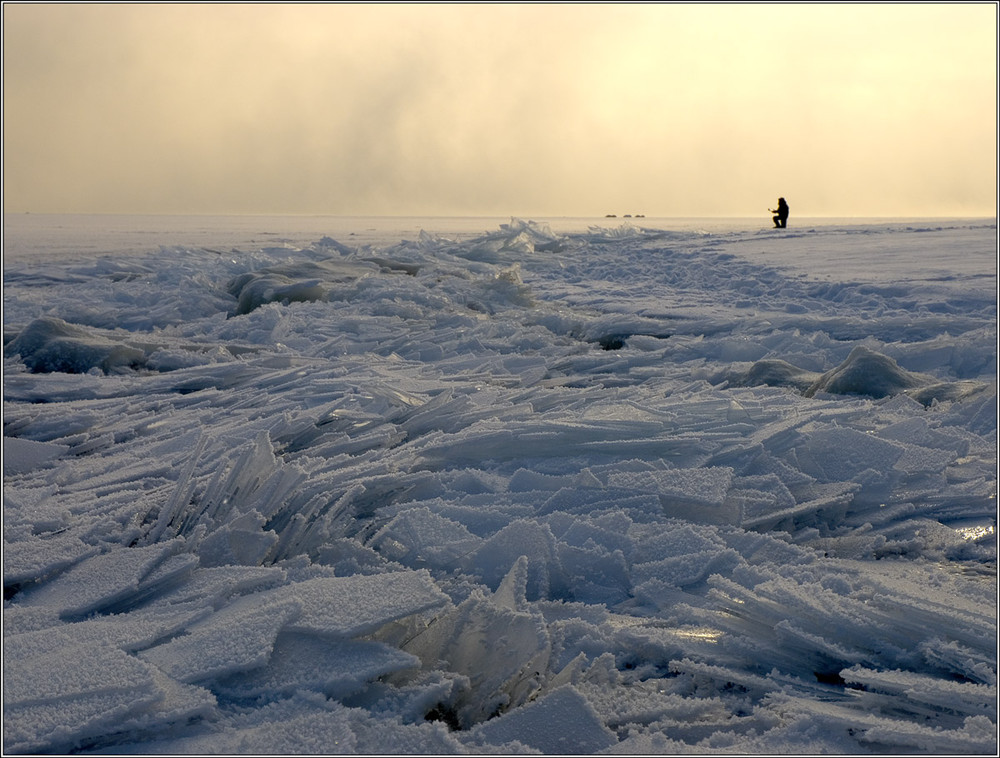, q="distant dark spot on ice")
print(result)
[425,704,462,731]
[595,332,672,350]
[814,670,848,686]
